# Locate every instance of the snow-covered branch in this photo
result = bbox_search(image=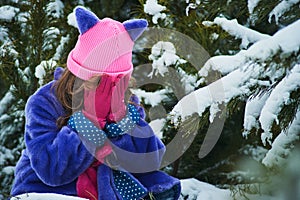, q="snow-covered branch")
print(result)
[131,88,169,107]
[173,19,300,125]
[211,17,271,48]
[171,62,260,124]
[0,87,15,116]
[199,19,300,77]
[144,0,166,24]
[0,5,19,22]
[259,64,300,145]
[247,0,261,15]
[269,0,300,24]
[242,92,270,138]
[262,108,300,168]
